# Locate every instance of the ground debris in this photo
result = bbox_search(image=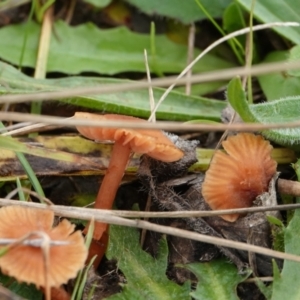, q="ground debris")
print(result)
[138,136,280,279]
